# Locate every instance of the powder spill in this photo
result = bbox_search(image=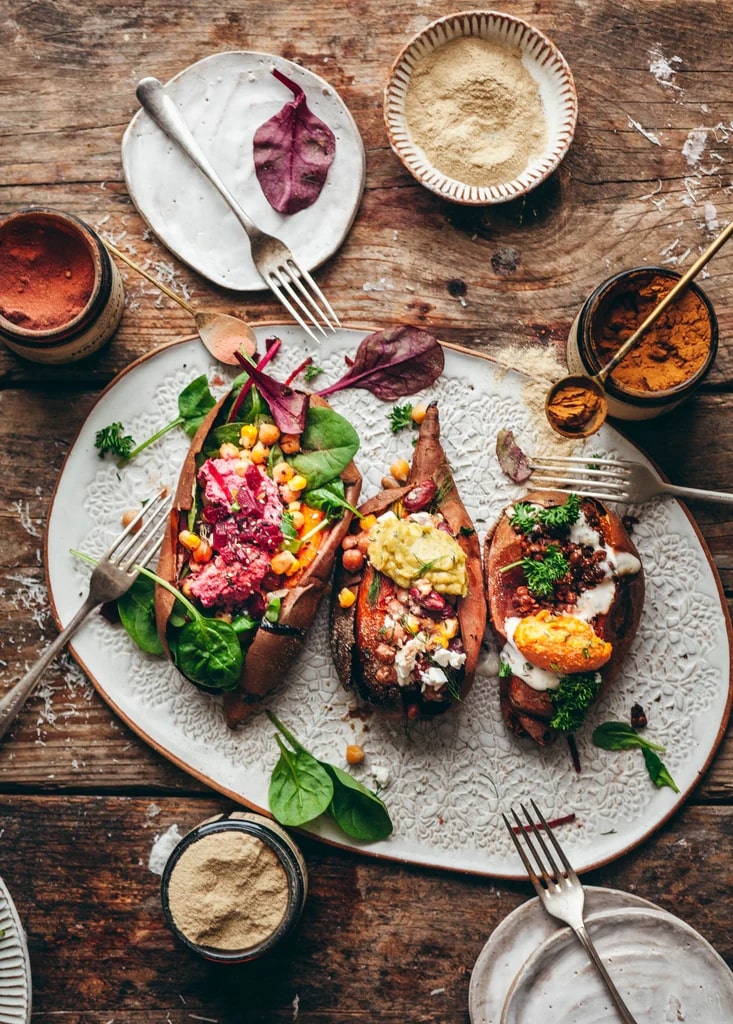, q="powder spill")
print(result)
[149,823,183,876]
[683,127,708,166]
[404,35,548,186]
